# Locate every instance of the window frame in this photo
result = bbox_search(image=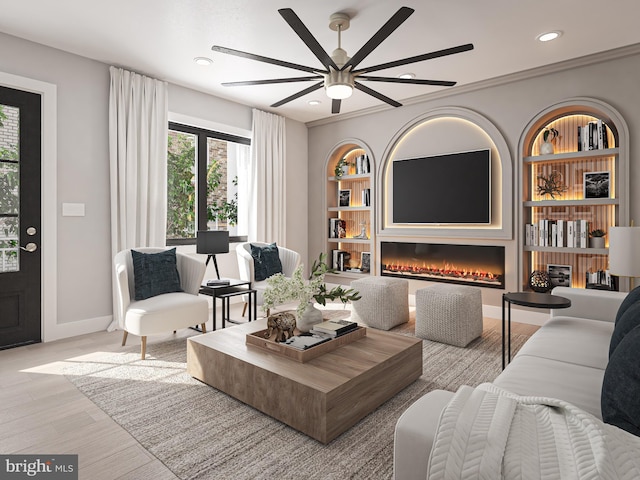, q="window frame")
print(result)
[167,121,250,245]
